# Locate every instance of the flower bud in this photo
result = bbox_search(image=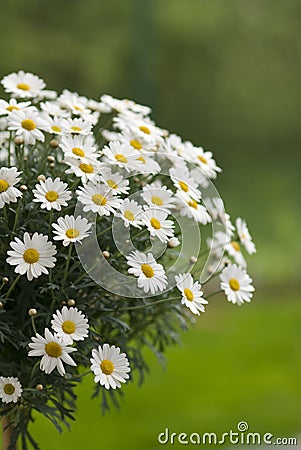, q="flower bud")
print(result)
[37,174,46,182]
[14,136,24,146]
[47,156,55,163]
[0,302,4,309]
[49,163,55,169]
[102,251,110,258]
[19,184,28,192]
[50,139,59,148]
[189,256,197,264]
[28,308,37,317]
[67,299,76,306]
[2,277,9,284]
[36,384,44,391]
